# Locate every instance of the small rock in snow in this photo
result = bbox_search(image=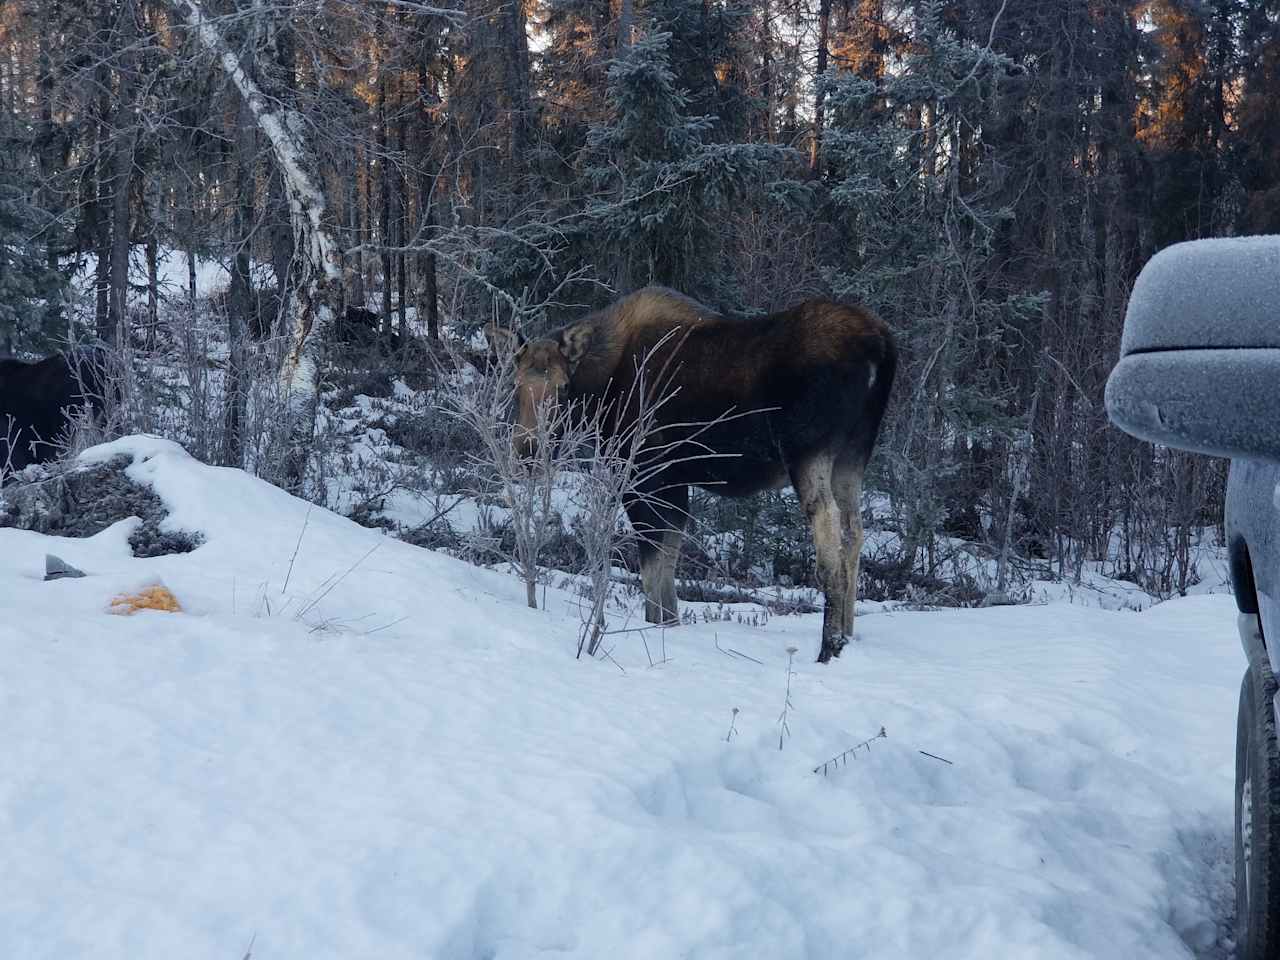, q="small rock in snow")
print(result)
[43,554,86,581]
